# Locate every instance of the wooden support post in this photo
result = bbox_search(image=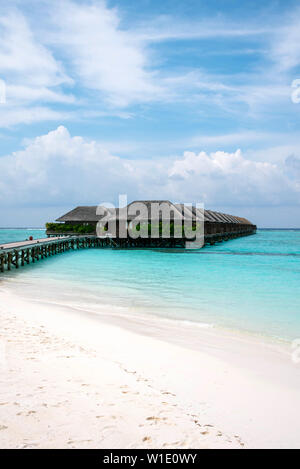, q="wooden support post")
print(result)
[7,252,11,270]
[15,250,19,269]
